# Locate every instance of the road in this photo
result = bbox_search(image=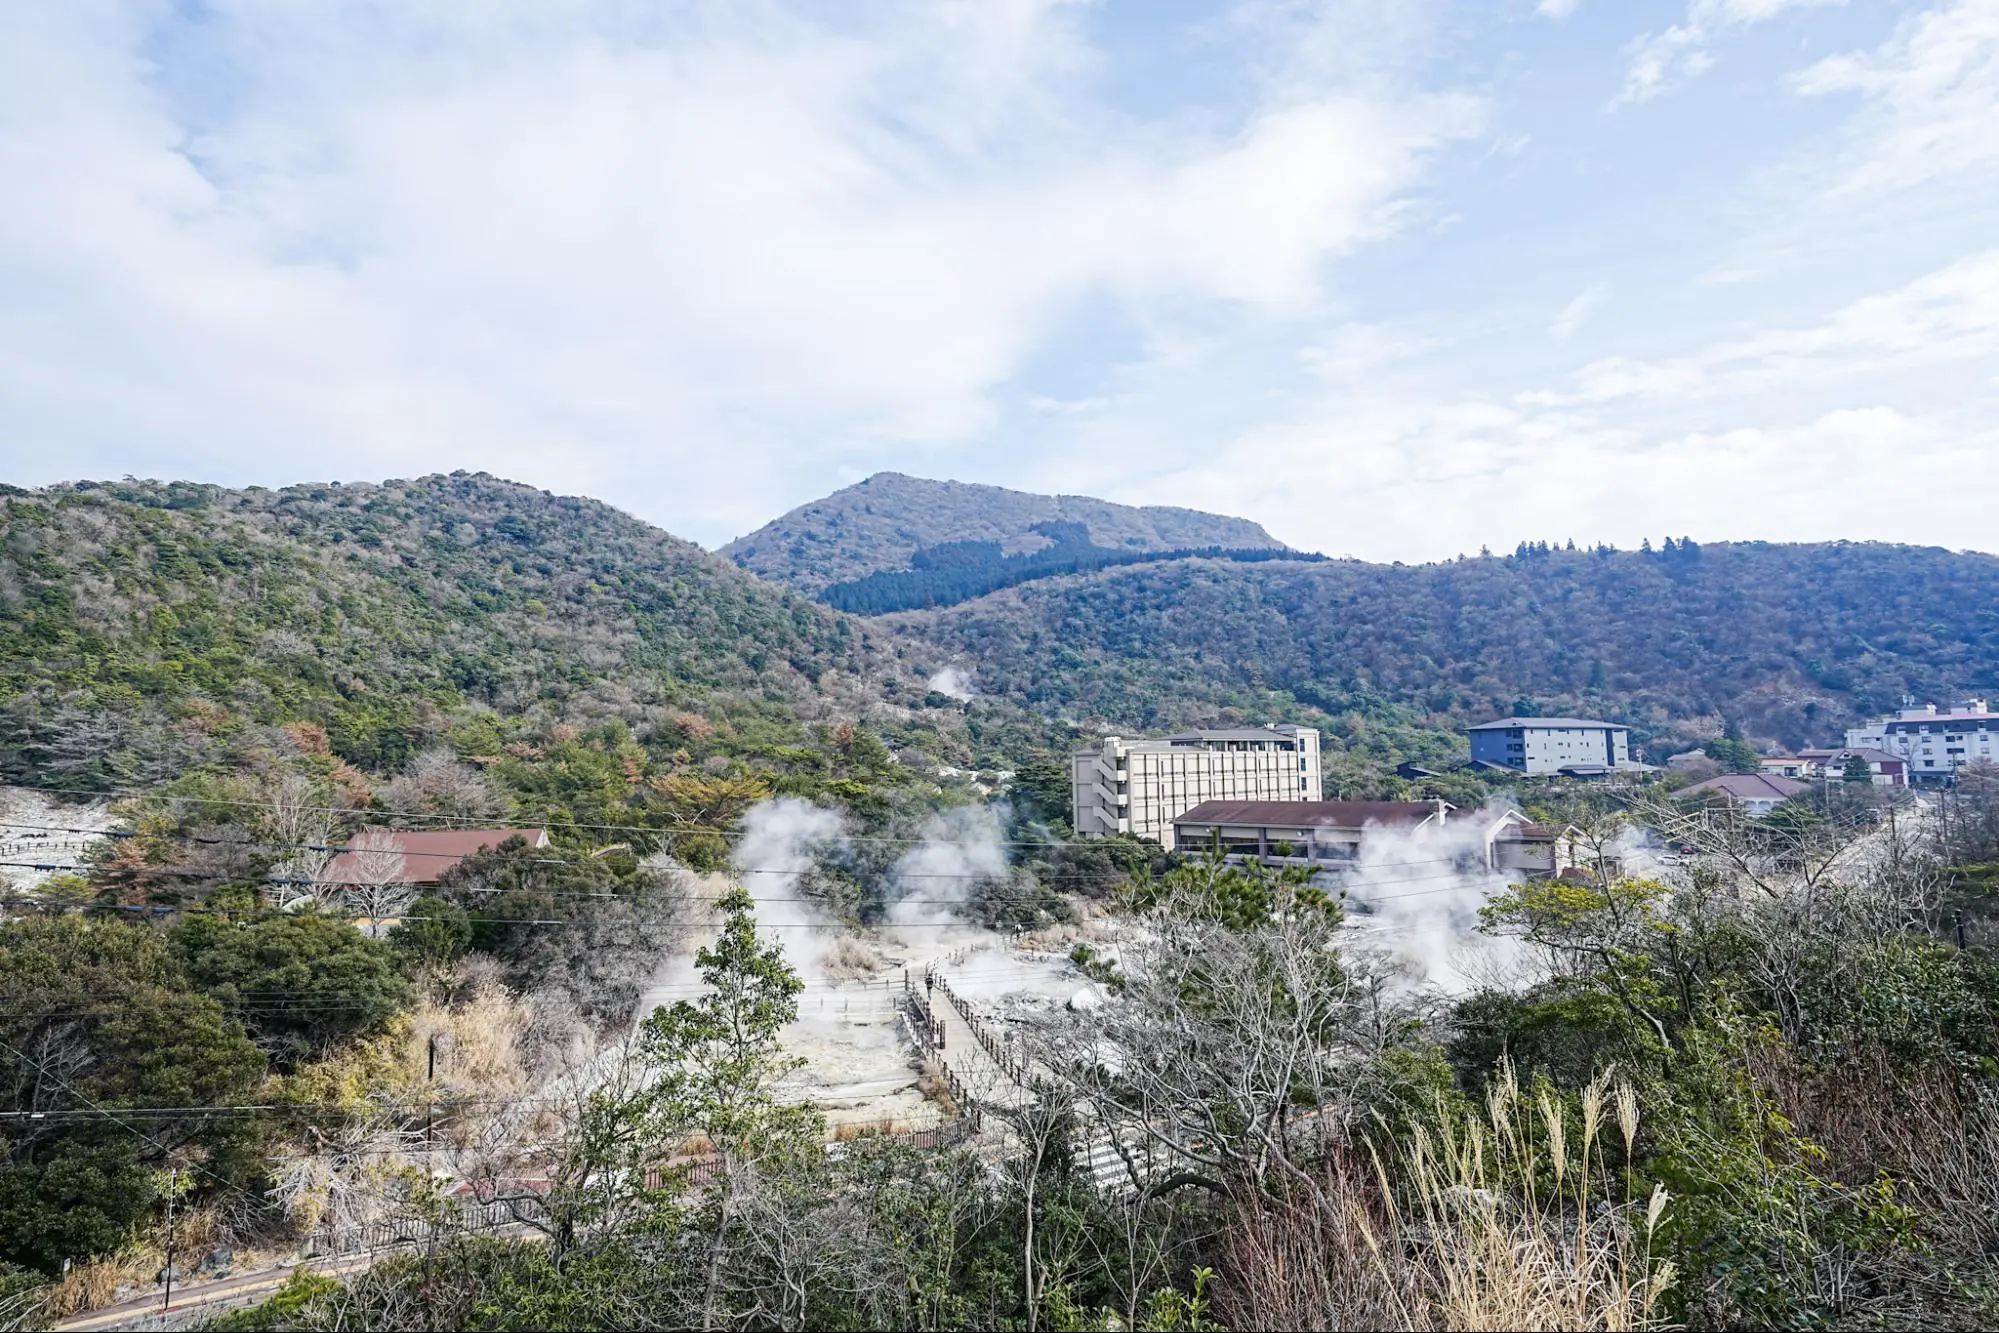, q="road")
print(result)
[53,1250,385,1331]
